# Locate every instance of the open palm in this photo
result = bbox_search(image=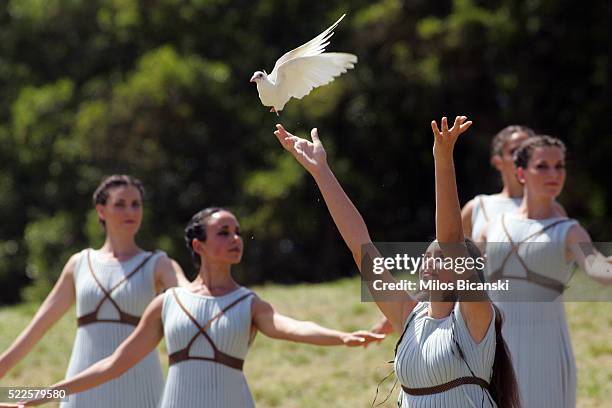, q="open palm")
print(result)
[343,331,386,347]
[431,116,472,157]
[274,124,327,175]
